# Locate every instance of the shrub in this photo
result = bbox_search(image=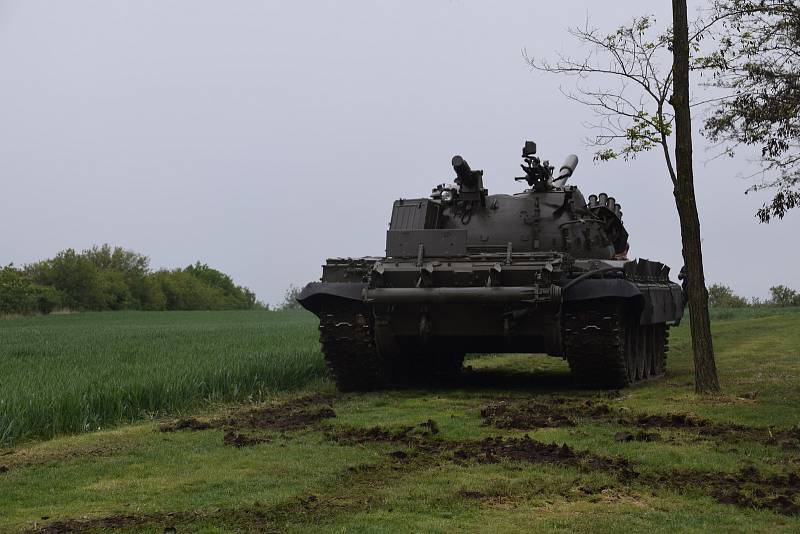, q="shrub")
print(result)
[277,285,304,311]
[707,284,748,308]
[0,265,63,315]
[770,285,799,307]
[8,245,264,313]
